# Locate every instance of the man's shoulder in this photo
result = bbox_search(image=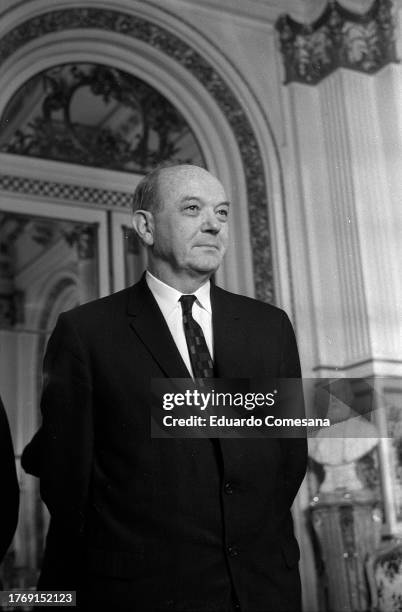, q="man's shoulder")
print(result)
[61,285,132,325]
[213,285,289,323]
